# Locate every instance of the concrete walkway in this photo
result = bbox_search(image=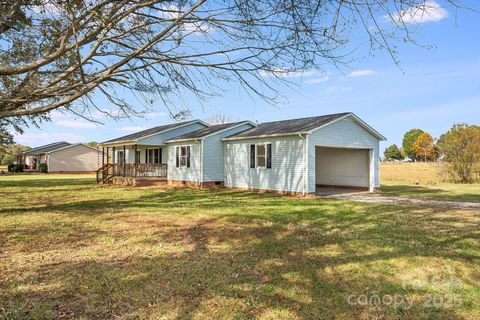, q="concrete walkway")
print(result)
[316,188,480,209]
